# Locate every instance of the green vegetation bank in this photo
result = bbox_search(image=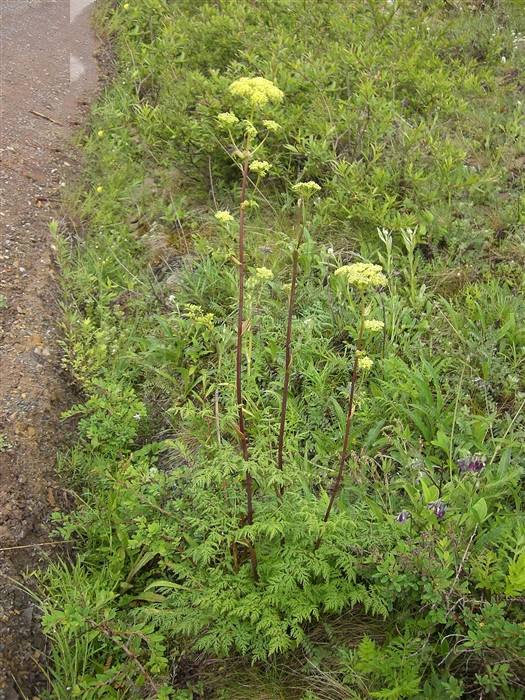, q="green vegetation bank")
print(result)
[41,0,524,697]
